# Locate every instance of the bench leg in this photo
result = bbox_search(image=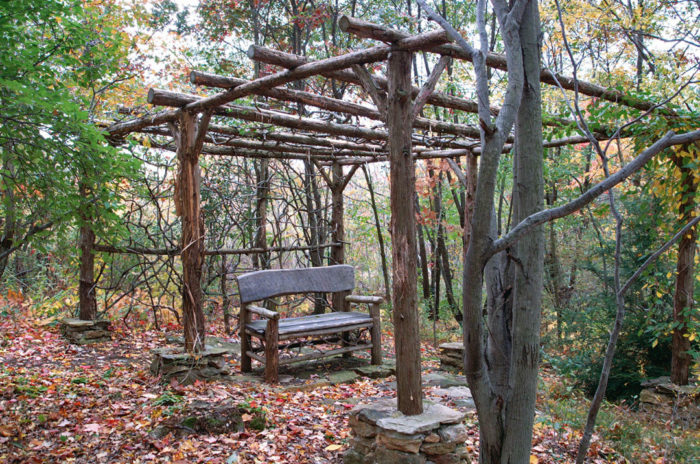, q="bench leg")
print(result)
[241,305,252,373]
[370,302,382,365]
[264,318,279,383]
